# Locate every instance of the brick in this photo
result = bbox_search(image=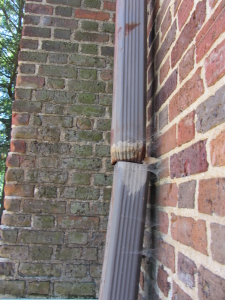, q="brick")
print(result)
[25,4,53,15]
[37,186,57,198]
[198,178,225,216]
[90,265,101,278]
[178,252,197,288]
[73,144,92,156]
[92,202,109,216]
[71,202,90,214]
[2,212,30,227]
[15,88,32,100]
[161,8,172,40]
[46,0,80,6]
[0,262,15,276]
[84,0,101,9]
[4,184,34,197]
[54,28,71,40]
[28,281,50,295]
[21,230,64,244]
[81,44,98,54]
[101,70,113,81]
[76,117,94,130]
[170,140,208,178]
[47,78,65,89]
[0,280,25,297]
[155,21,177,70]
[74,31,109,43]
[102,22,115,33]
[171,214,208,255]
[82,20,98,31]
[55,247,81,260]
[94,174,113,186]
[61,158,101,171]
[4,198,21,212]
[43,16,78,29]
[178,0,194,30]
[156,210,169,234]
[155,0,170,32]
[13,101,42,113]
[210,130,225,166]
[205,39,225,87]
[10,140,26,153]
[211,223,225,264]
[80,69,97,80]
[178,180,196,208]
[68,80,105,93]
[38,126,60,142]
[75,9,110,21]
[179,45,195,82]
[23,26,51,38]
[169,68,204,121]
[65,264,87,278]
[171,0,206,67]
[68,232,88,245]
[196,1,225,62]
[0,245,28,260]
[196,84,225,133]
[33,215,55,228]
[157,267,170,297]
[159,105,168,130]
[16,75,44,88]
[101,46,114,56]
[154,70,177,112]
[49,53,68,64]
[42,40,78,53]
[31,246,53,260]
[82,247,97,260]
[96,145,110,157]
[45,103,64,114]
[30,141,71,155]
[39,64,77,78]
[156,124,176,156]
[70,173,90,185]
[20,38,38,49]
[12,114,29,126]
[54,282,95,297]
[24,15,40,25]
[159,57,170,84]
[55,6,72,17]
[11,126,37,140]
[172,281,192,300]
[20,63,35,74]
[60,187,100,200]
[19,263,61,277]
[155,183,178,207]
[69,54,105,67]
[198,265,225,299]
[104,1,116,11]
[178,111,195,146]
[97,119,111,131]
[209,0,219,8]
